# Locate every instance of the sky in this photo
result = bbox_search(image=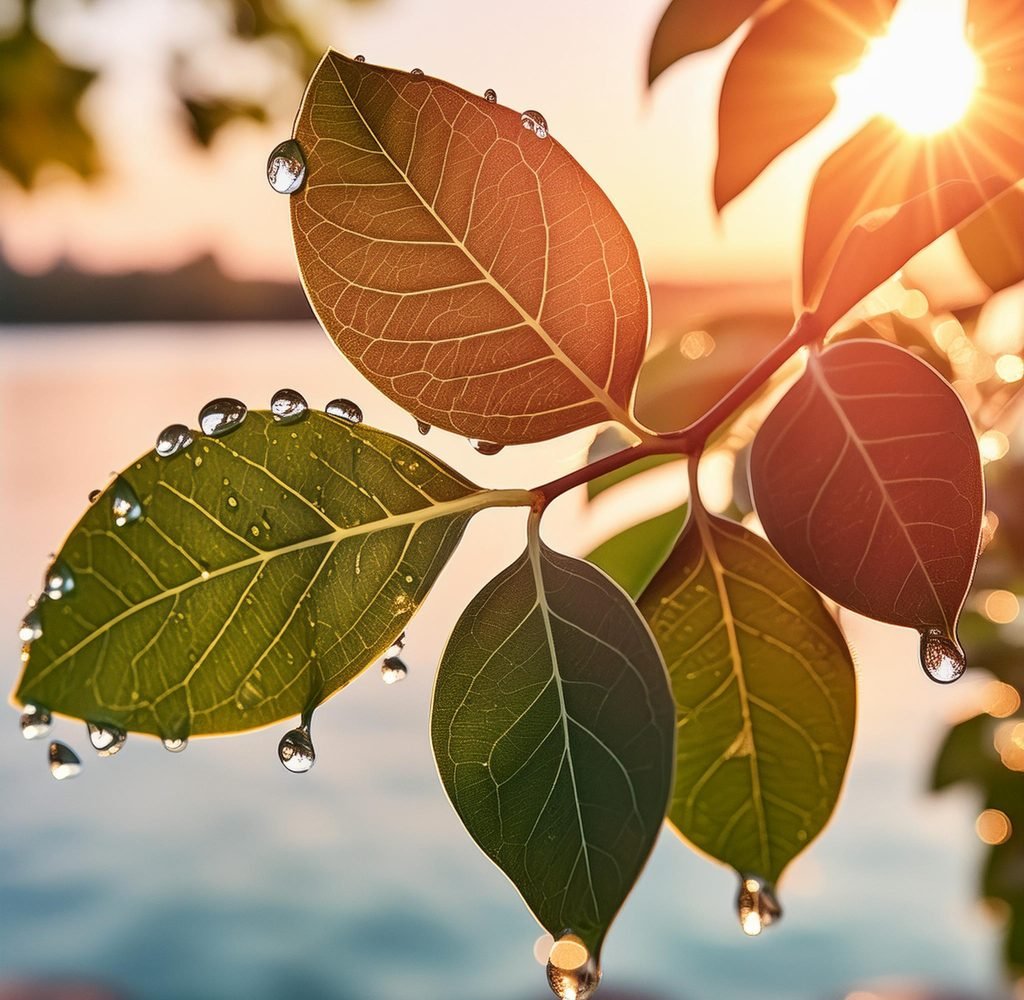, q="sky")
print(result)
[0,0,976,290]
